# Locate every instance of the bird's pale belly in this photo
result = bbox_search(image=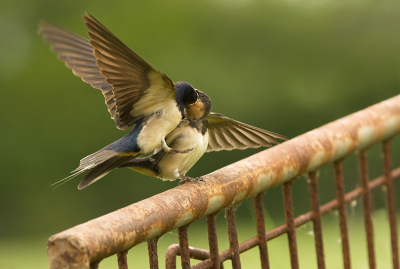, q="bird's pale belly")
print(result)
[136,108,181,154]
[158,130,209,181]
